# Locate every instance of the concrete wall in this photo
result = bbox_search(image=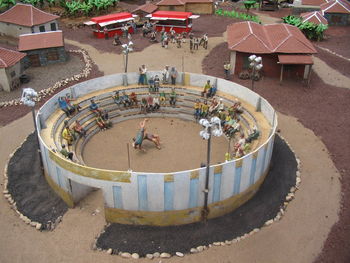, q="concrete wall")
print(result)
[186,3,213,14]
[37,72,277,225]
[0,62,22,92]
[0,20,58,38]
